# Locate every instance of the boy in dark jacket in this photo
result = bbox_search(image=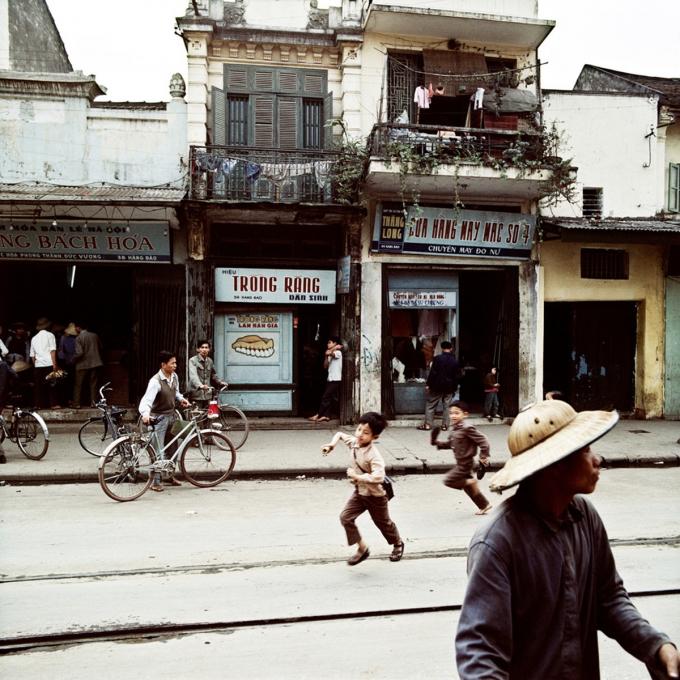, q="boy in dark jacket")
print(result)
[431,400,492,514]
